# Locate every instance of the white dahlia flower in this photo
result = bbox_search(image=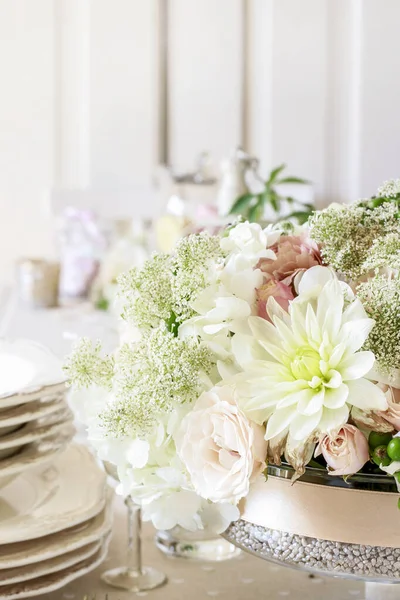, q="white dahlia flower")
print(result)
[231,267,388,463]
